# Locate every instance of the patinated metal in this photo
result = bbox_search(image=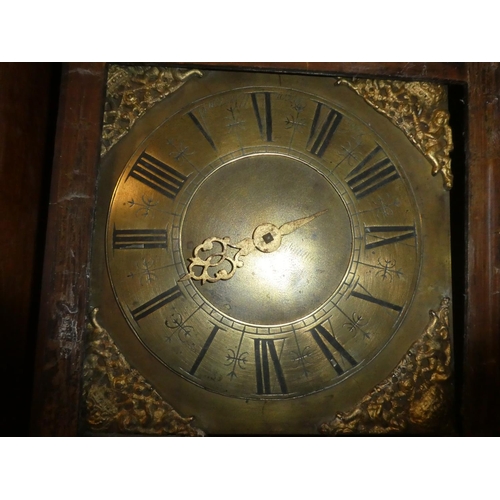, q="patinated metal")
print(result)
[319,297,453,435]
[337,77,454,189]
[101,65,203,156]
[87,67,453,435]
[82,309,201,436]
[179,209,328,284]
